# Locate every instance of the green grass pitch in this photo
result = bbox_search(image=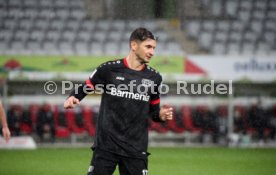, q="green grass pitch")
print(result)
[0,147,275,175]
